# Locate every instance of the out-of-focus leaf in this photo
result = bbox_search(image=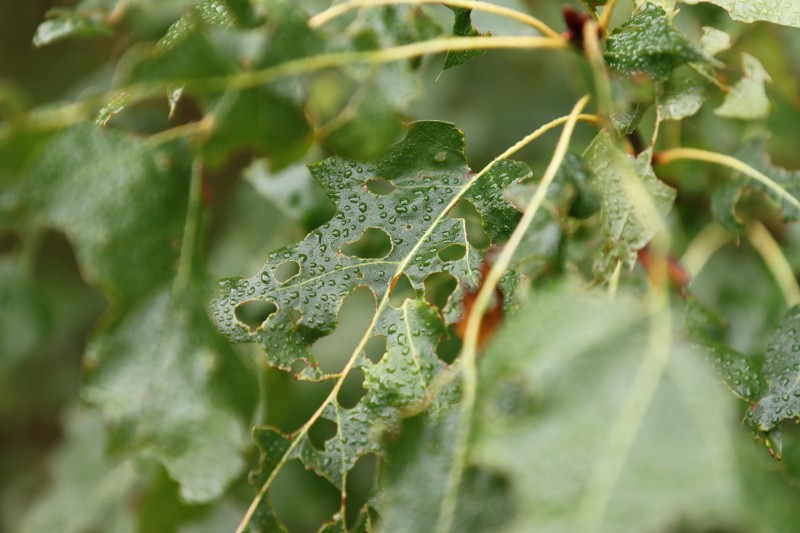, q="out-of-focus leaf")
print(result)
[683,0,800,28]
[442,7,485,71]
[84,287,256,503]
[0,258,51,367]
[16,409,138,533]
[467,283,800,532]
[700,26,732,57]
[244,161,328,227]
[684,298,765,402]
[582,131,676,273]
[750,306,800,432]
[214,122,526,528]
[32,1,115,47]
[609,102,650,138]
[658,65,716,121]
[22,126,189,308]
[605,3,710,81]
[204,86,312,168]
[715,53,771,120]
[711,137,800,234]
